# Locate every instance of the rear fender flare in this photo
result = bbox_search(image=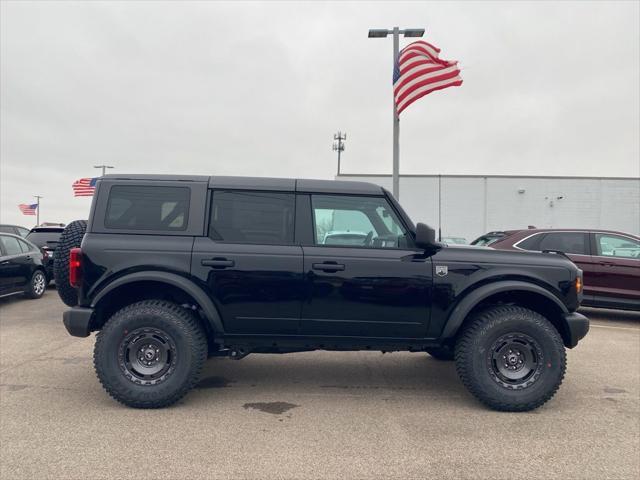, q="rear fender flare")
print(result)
[91,271,224,334]
[439,281,568,339]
